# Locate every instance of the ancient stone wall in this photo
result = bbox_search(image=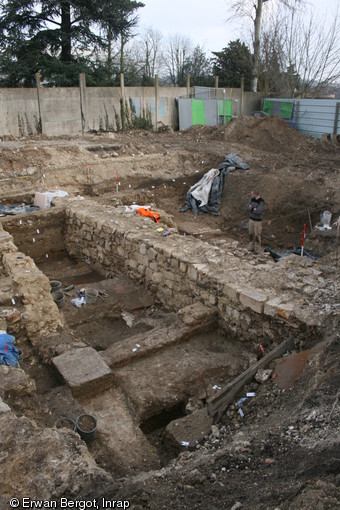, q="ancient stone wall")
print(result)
[64,200,321,345]
[0,222,62,345]
[1,200,324,351]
